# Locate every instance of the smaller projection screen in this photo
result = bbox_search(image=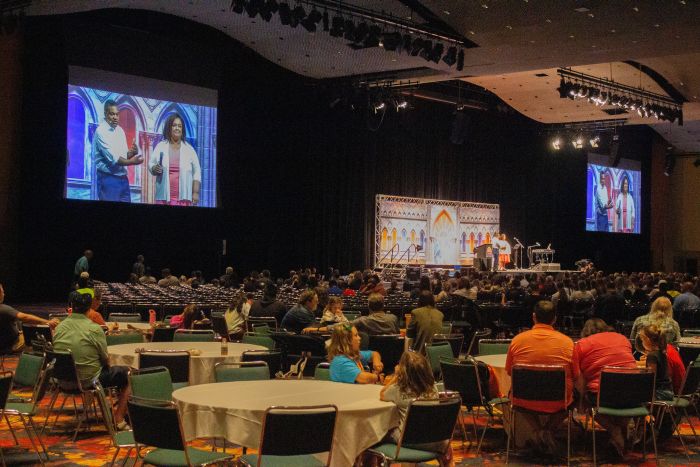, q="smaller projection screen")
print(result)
[65,66,218,207]
[586,153,641,234]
